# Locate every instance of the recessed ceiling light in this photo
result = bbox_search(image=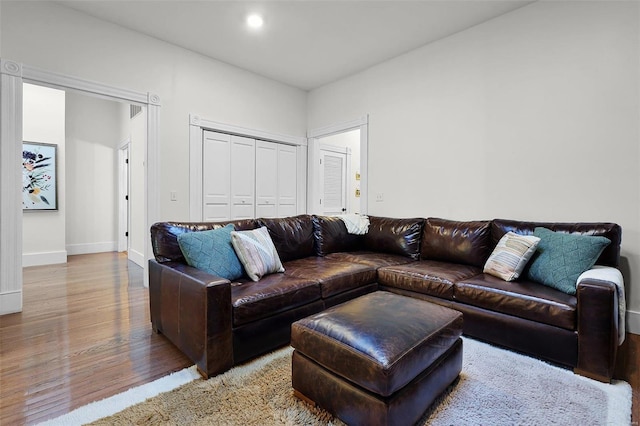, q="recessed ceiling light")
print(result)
[246,14,264,29]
